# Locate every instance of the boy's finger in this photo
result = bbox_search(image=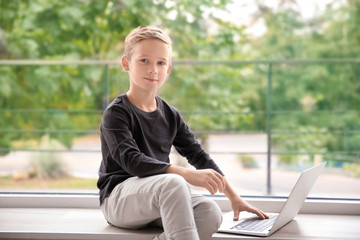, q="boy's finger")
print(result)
[251,208,269,219]
[213,172,225,192]
[207,182,216,195]
[212,177,222,193]
[233,211,240,221]
[208,180,217,194]
[218,175,225,192]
